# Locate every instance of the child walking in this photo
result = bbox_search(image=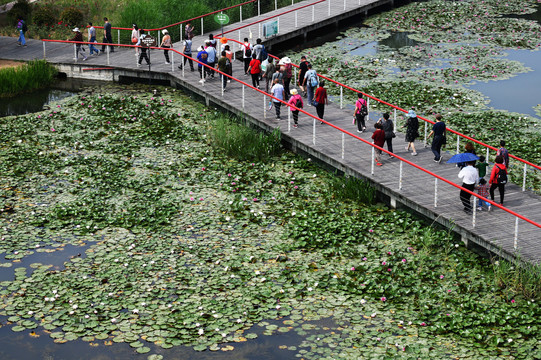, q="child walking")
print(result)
[476,178,491,211]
